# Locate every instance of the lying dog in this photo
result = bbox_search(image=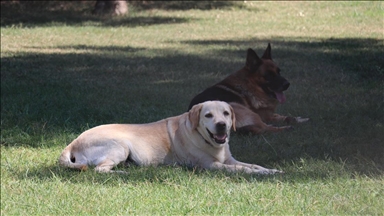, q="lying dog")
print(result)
[188,44,309,134]
[59,101,281,174]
